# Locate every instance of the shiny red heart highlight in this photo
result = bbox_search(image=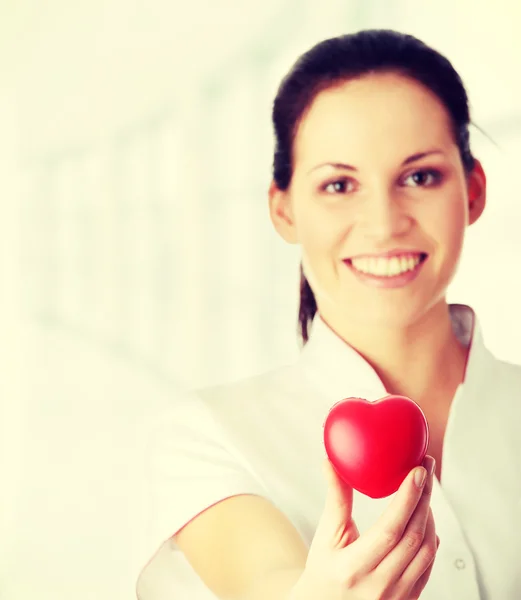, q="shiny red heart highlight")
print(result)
[323,395,429,498]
